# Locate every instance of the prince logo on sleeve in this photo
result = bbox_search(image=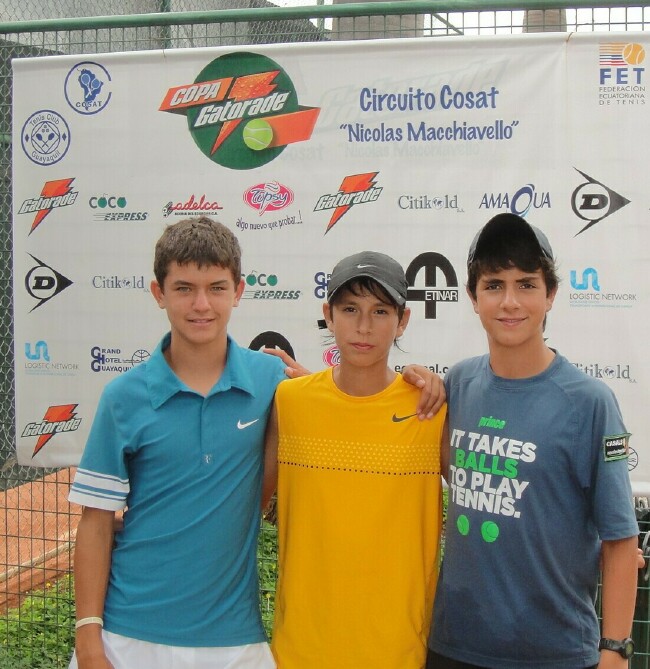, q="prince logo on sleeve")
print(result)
[603,433,631,461]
